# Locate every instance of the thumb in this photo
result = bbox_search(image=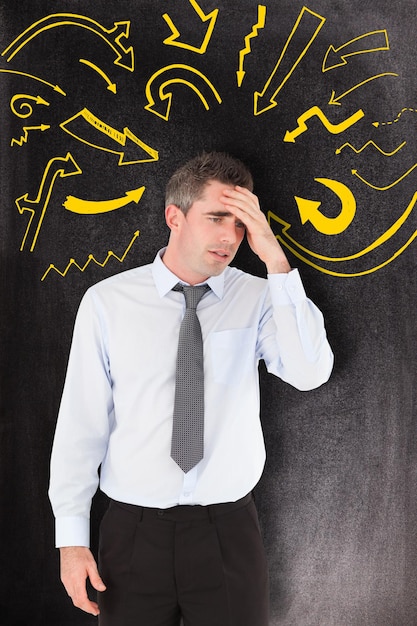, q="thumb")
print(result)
[87,563,107,592]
